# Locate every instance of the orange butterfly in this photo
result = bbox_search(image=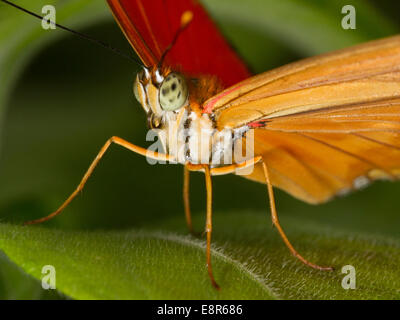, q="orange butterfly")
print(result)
[8,0,400,289]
